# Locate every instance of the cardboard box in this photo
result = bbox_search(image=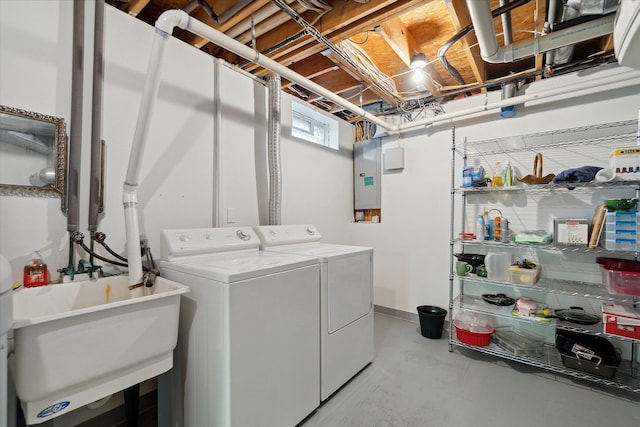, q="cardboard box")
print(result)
[601,302,640,340]
[554,218,589,246]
